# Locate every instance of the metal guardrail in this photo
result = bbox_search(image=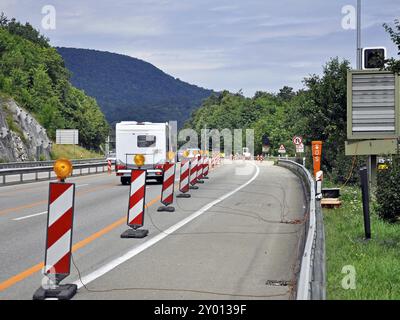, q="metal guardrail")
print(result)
[0,158,106,169]
[0,161,108,185]
[277,159,326,300]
